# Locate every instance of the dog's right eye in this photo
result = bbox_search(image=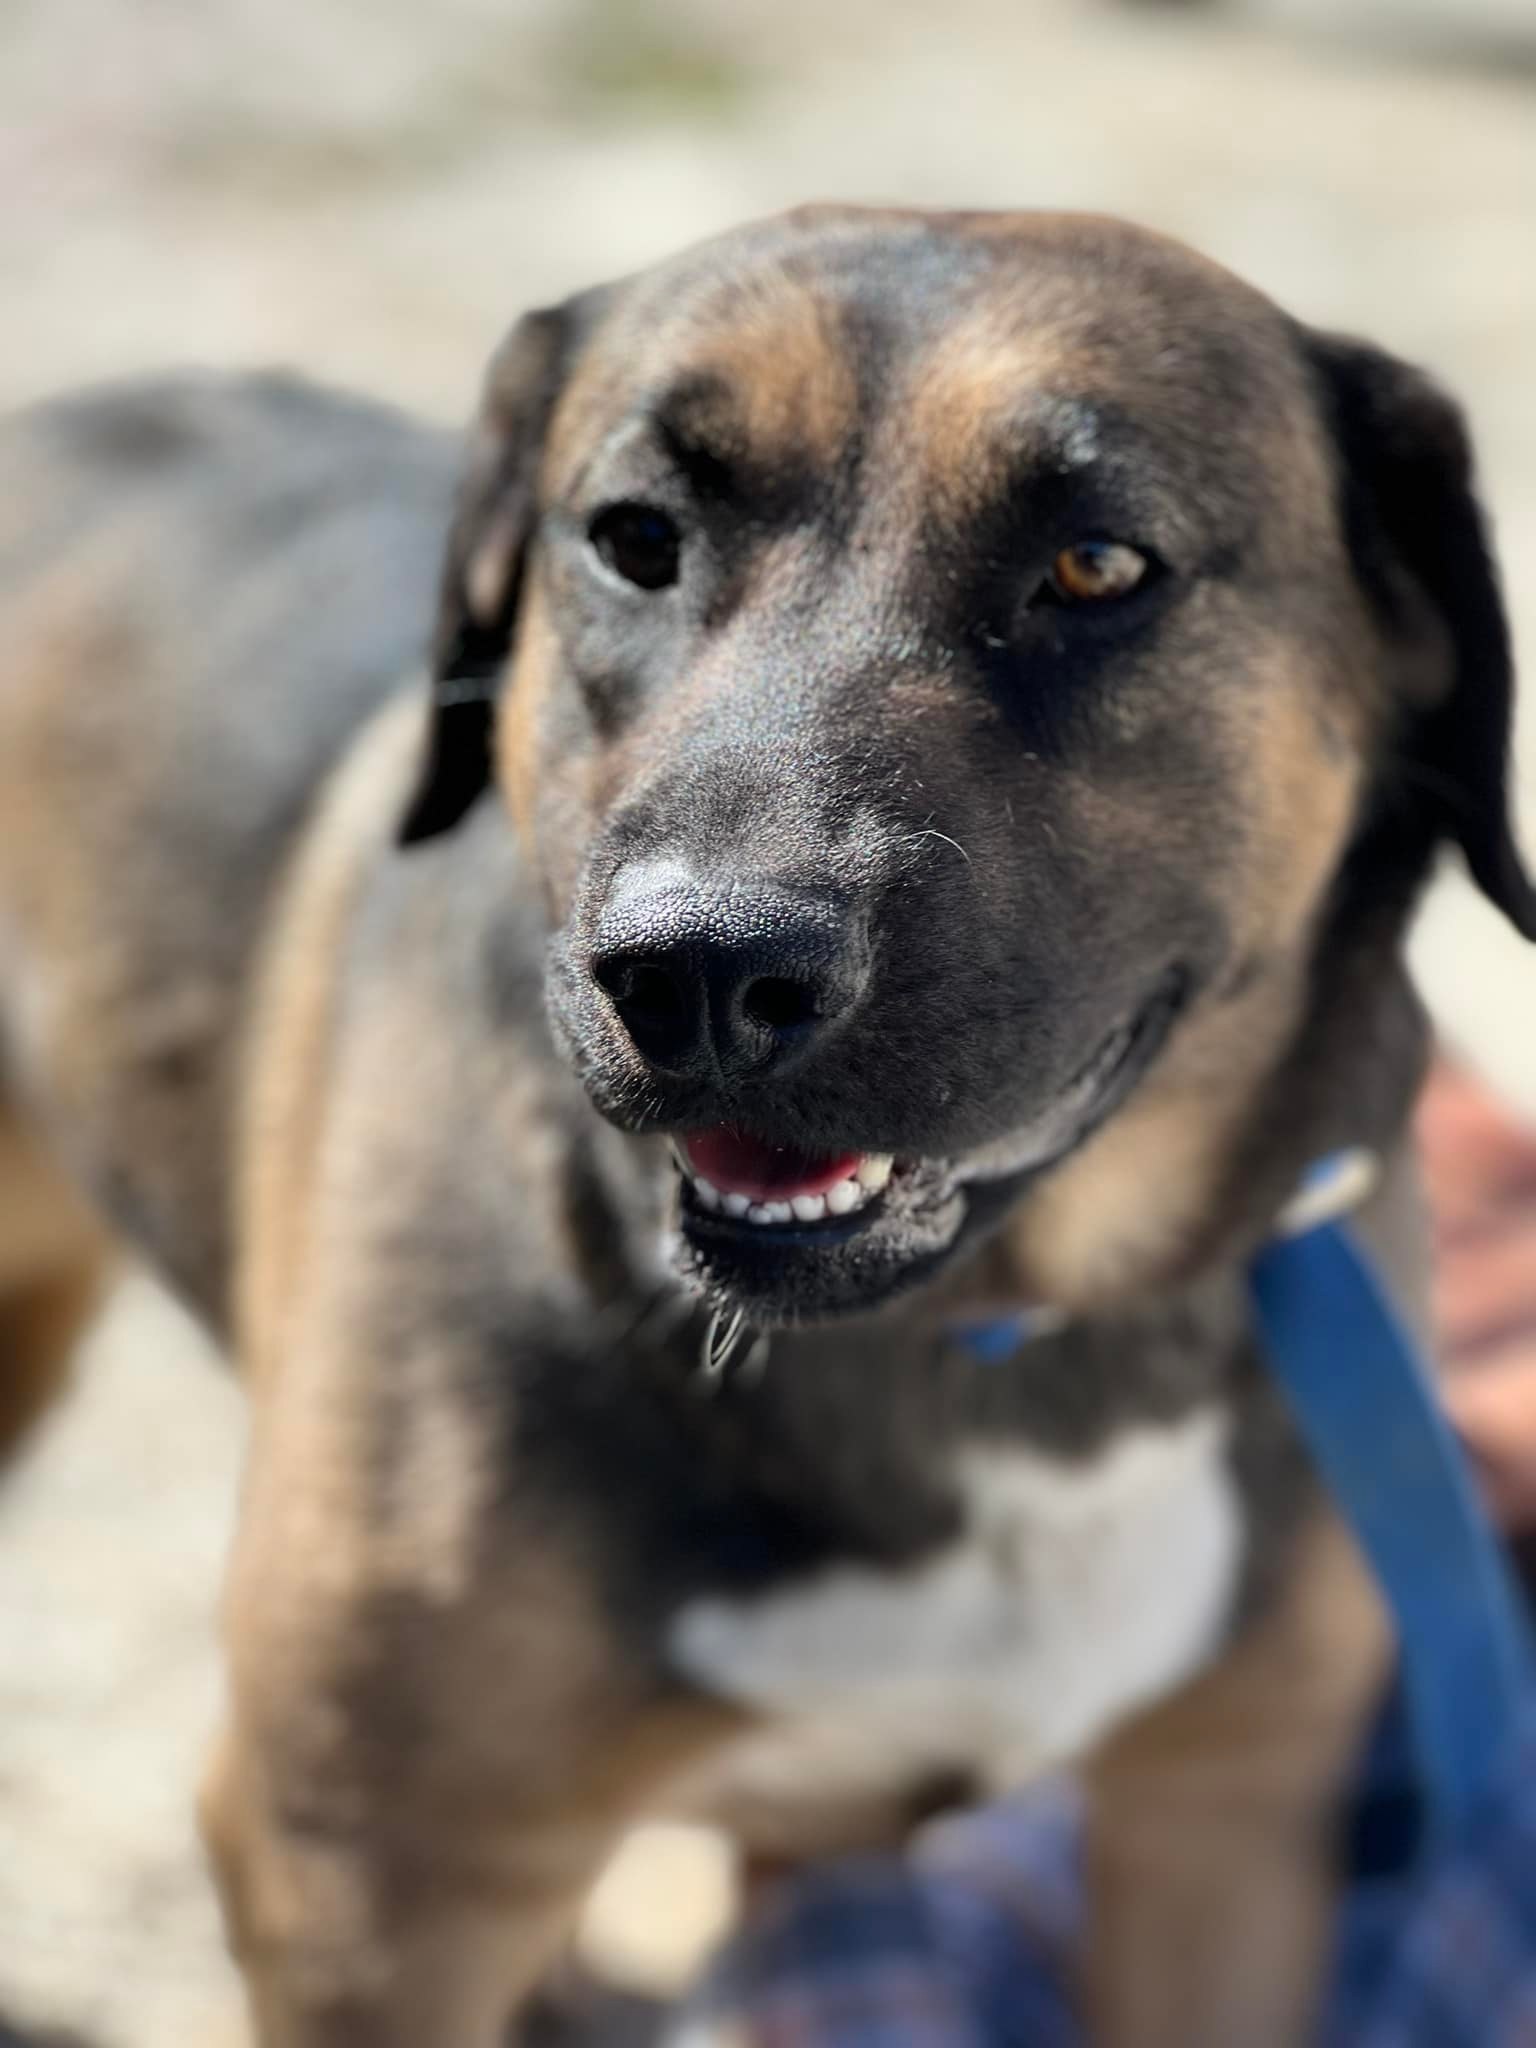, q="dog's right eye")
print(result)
[587,503,682,591]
